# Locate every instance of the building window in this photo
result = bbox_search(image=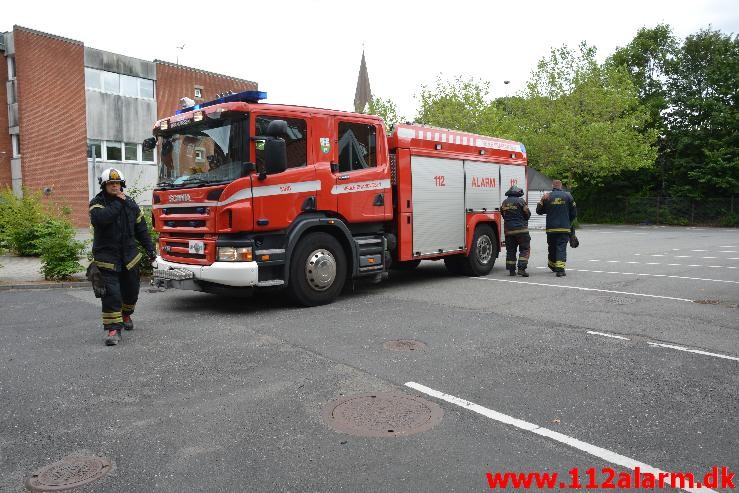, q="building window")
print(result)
[102,71,120,94]
[124,143,138,161]
[88,140,102,159]
[338,122,377,172]
[142,146,155,162]
[105,142,122,161]
[85,68,155,99]
[194,87,202,98]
